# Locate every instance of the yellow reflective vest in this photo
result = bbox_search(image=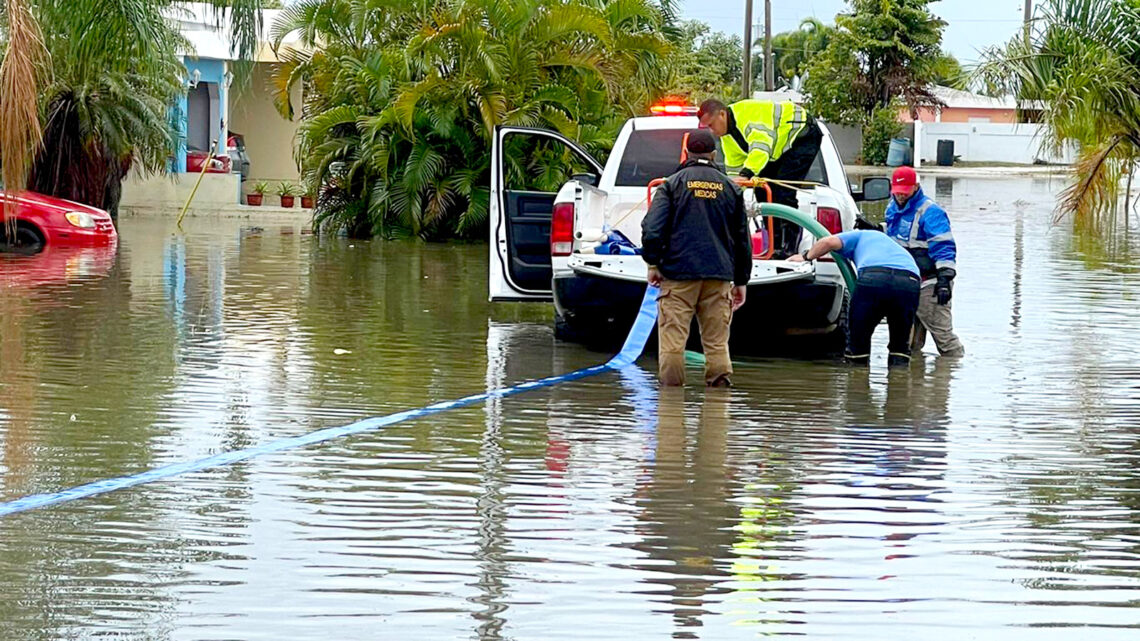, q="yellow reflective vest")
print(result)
[720,100,810,176]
